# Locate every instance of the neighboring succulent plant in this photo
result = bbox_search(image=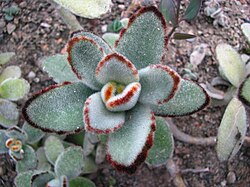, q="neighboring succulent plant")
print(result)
[0,52,30,128]
[214,42,250,161]
[22,7,209,174]
[52,0,112,19]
